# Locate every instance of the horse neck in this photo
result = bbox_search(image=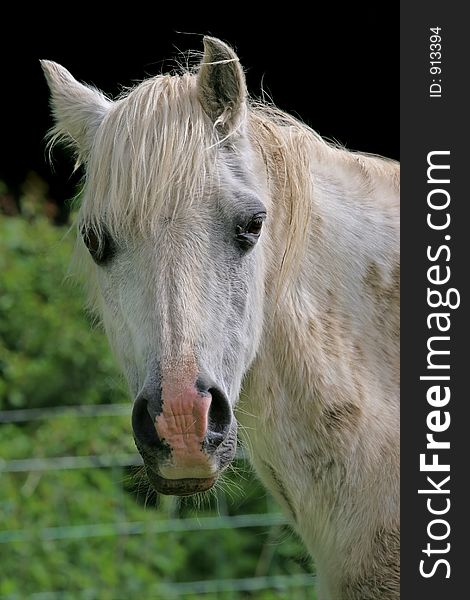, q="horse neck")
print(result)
[252,123,400,411]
